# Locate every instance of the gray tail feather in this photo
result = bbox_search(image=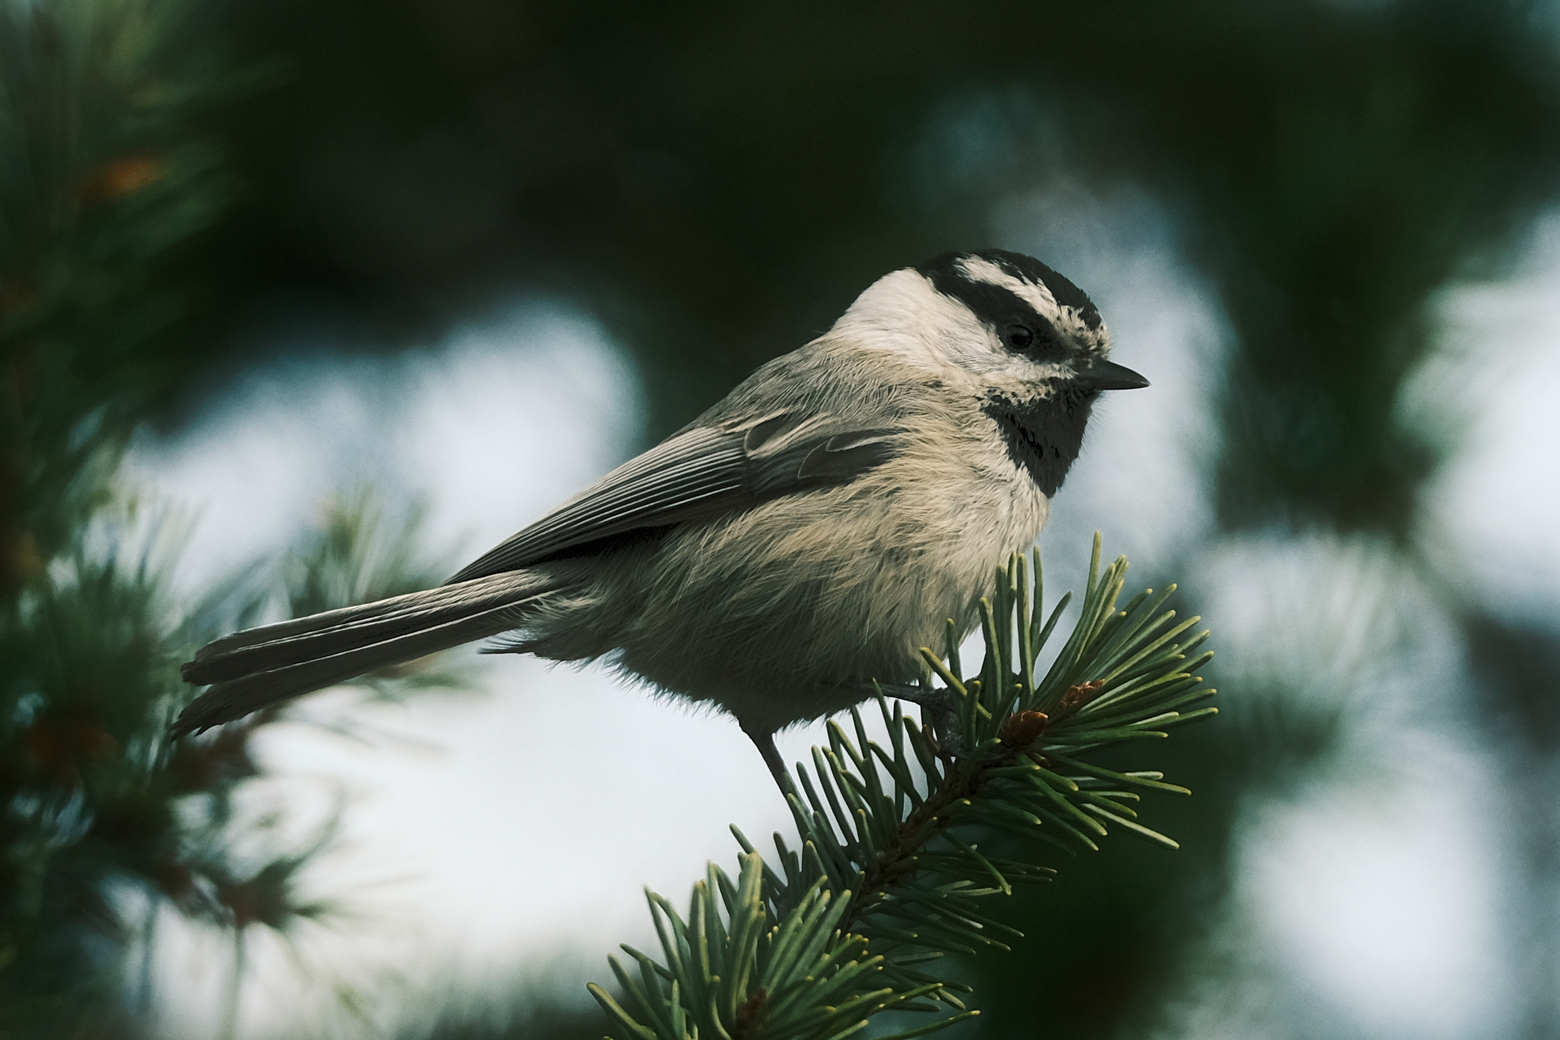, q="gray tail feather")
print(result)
[173,572,552,738]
